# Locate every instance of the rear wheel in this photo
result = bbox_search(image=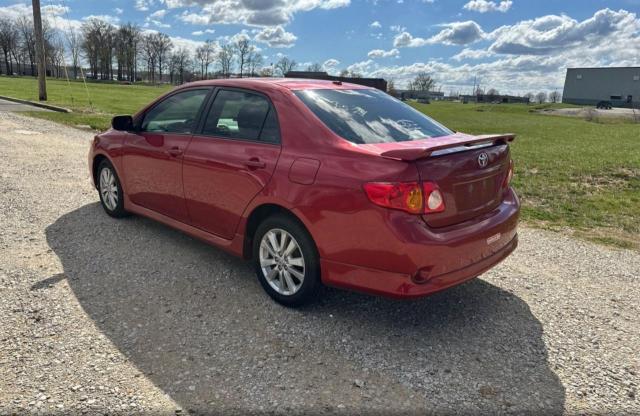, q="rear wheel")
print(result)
[97,159,128,218]
[253,215,322,307]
